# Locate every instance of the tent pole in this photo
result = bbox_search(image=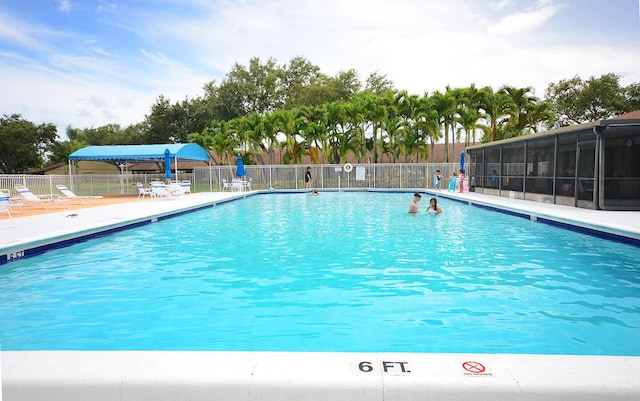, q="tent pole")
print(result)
[68,159,73,189]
